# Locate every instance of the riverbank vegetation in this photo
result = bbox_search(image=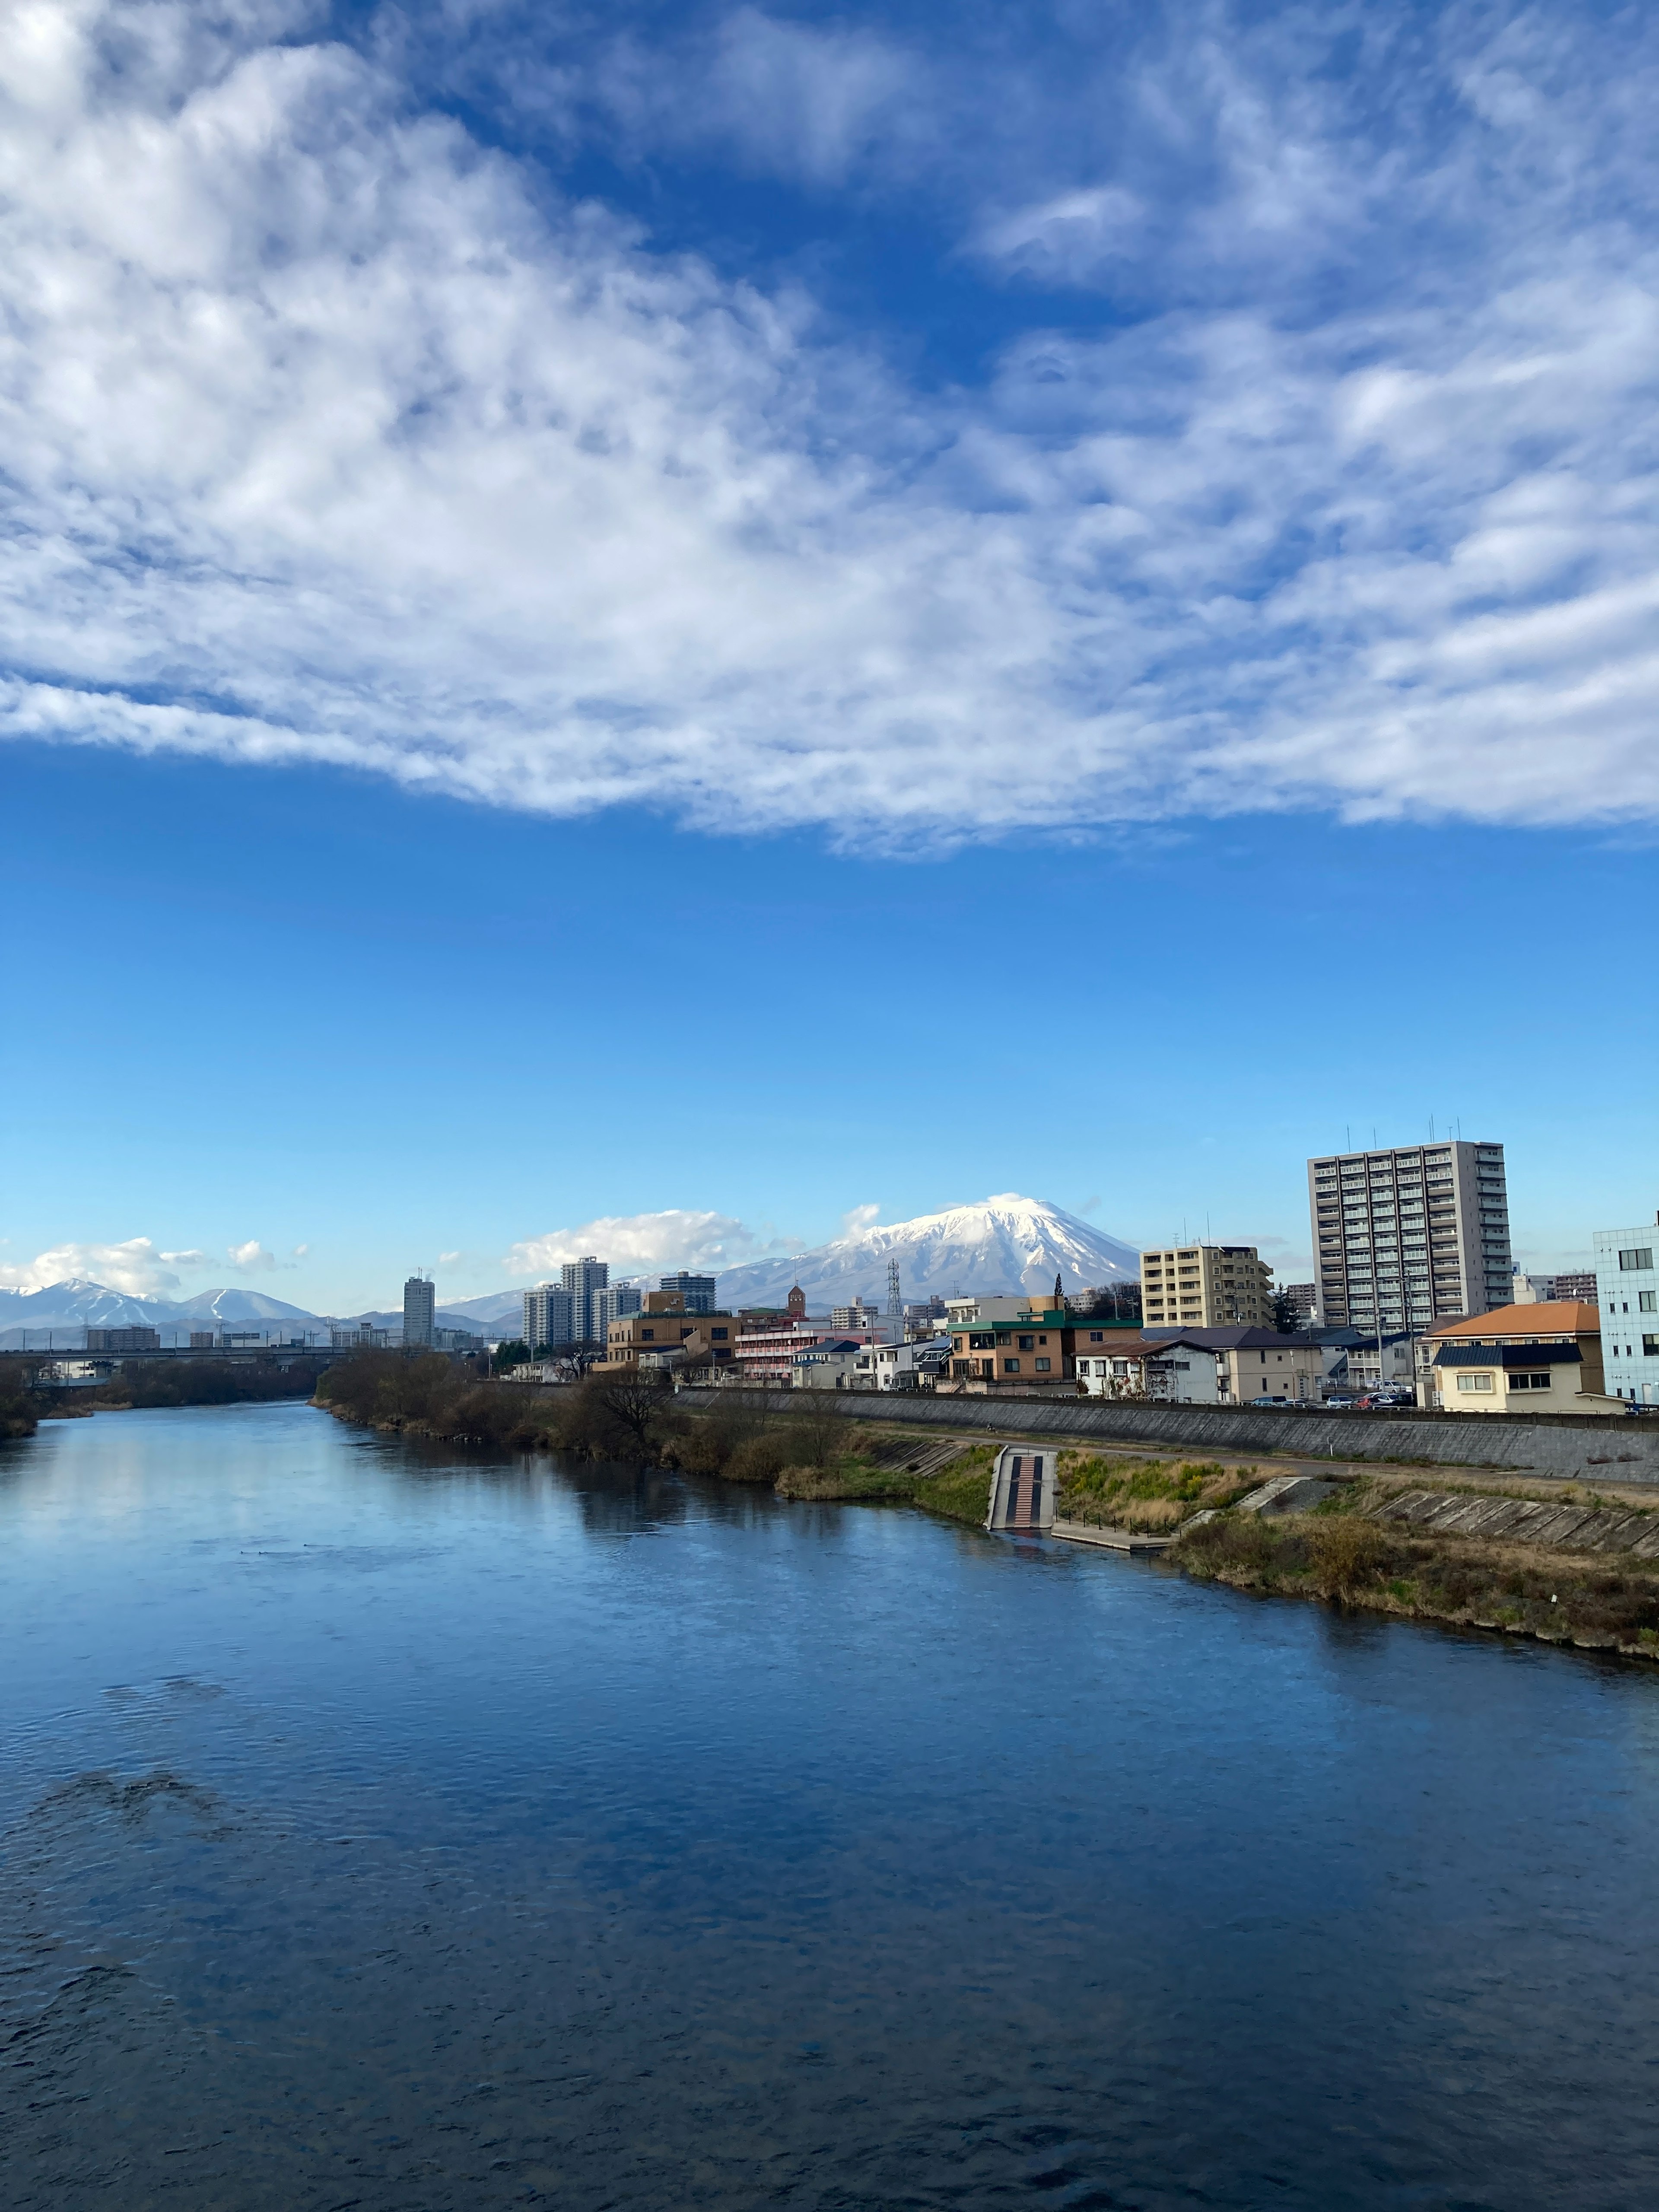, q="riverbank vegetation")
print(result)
[2,1353,332,1430]
[1172,1483,1659,1659]
[0,1359,47,1438]
[315,1354,995,1523]
[1057,1454,1262,1532]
